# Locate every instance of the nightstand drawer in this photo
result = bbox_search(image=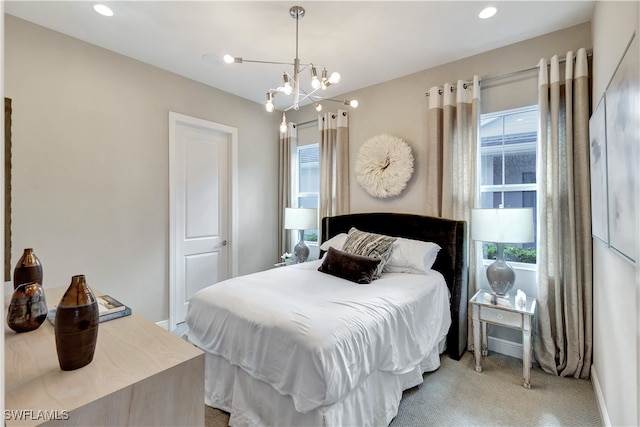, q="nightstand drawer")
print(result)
[479,306,522,328]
